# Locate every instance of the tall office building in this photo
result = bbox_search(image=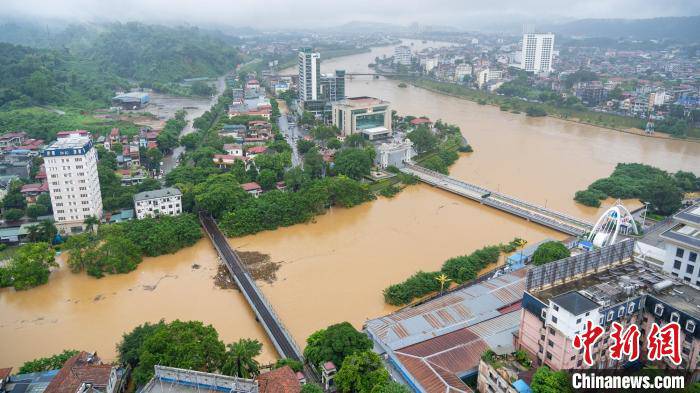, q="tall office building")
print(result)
[298,47,320,102]
[520,33,555,73]
[43,133,102,233]
[320,70,346,102]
